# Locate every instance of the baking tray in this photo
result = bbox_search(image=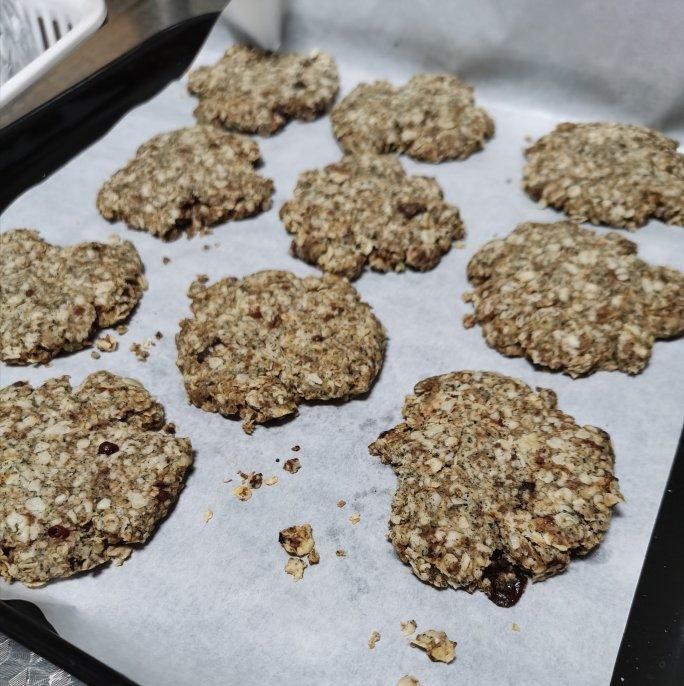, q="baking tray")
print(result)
[0,6,683,686]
